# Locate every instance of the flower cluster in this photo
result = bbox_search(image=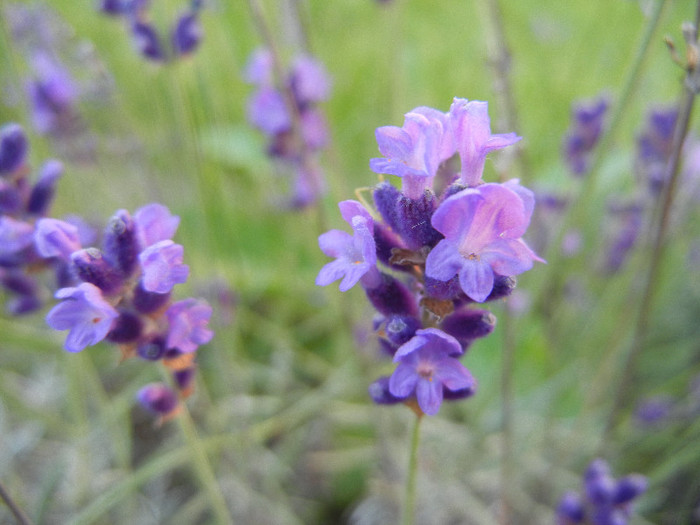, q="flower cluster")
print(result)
[556,459,647,525]
[317,98,542,415]
[0,123,68,315]
[244,48,331,208]
[39,202,213,420]
[99,0,203,62]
